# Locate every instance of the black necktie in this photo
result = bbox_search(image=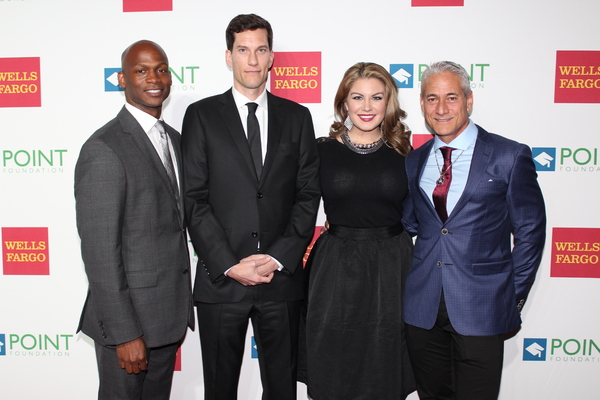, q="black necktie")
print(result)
[246,102,262,179]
